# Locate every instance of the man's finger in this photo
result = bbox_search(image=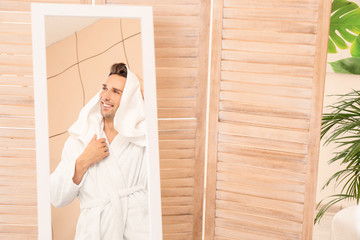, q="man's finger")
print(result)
[92,134,97,141]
